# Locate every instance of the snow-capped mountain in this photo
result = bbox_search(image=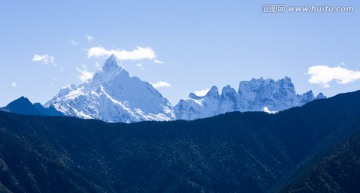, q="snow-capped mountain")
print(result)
[174,77,325,120]
[45,56,324,123]
[46,55,175,123]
